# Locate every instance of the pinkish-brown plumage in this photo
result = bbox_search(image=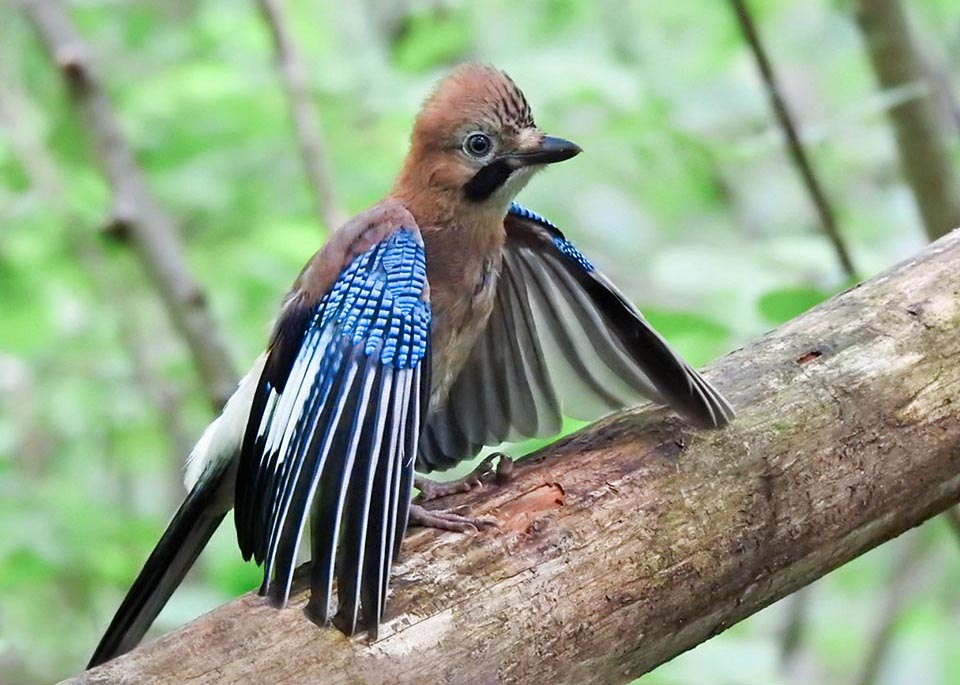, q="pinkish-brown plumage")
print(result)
[89,64,734,668]
[292,198,418,303]
[394,64,544,221]
[390,65,552,404]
